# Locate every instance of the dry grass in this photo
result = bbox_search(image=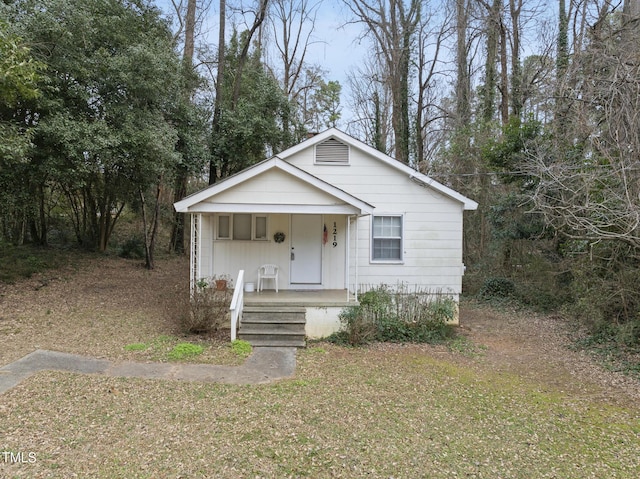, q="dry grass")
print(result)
[1,256,639,478]
[0,254,241,367]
